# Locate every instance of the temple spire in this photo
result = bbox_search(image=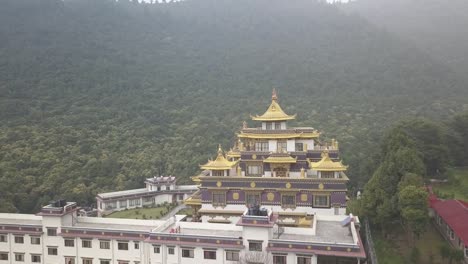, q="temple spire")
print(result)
[250,89,296,121]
